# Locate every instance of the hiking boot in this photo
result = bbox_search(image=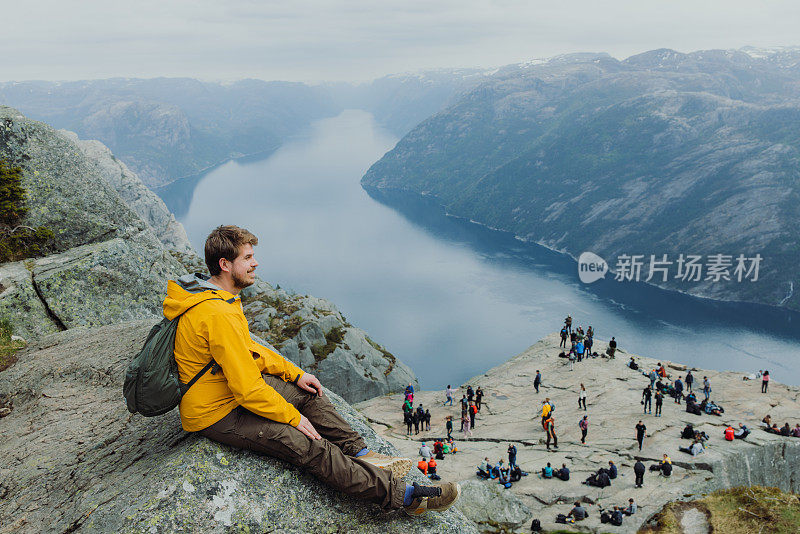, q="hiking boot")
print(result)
[403,482,461,516]
[359,451,412,478]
